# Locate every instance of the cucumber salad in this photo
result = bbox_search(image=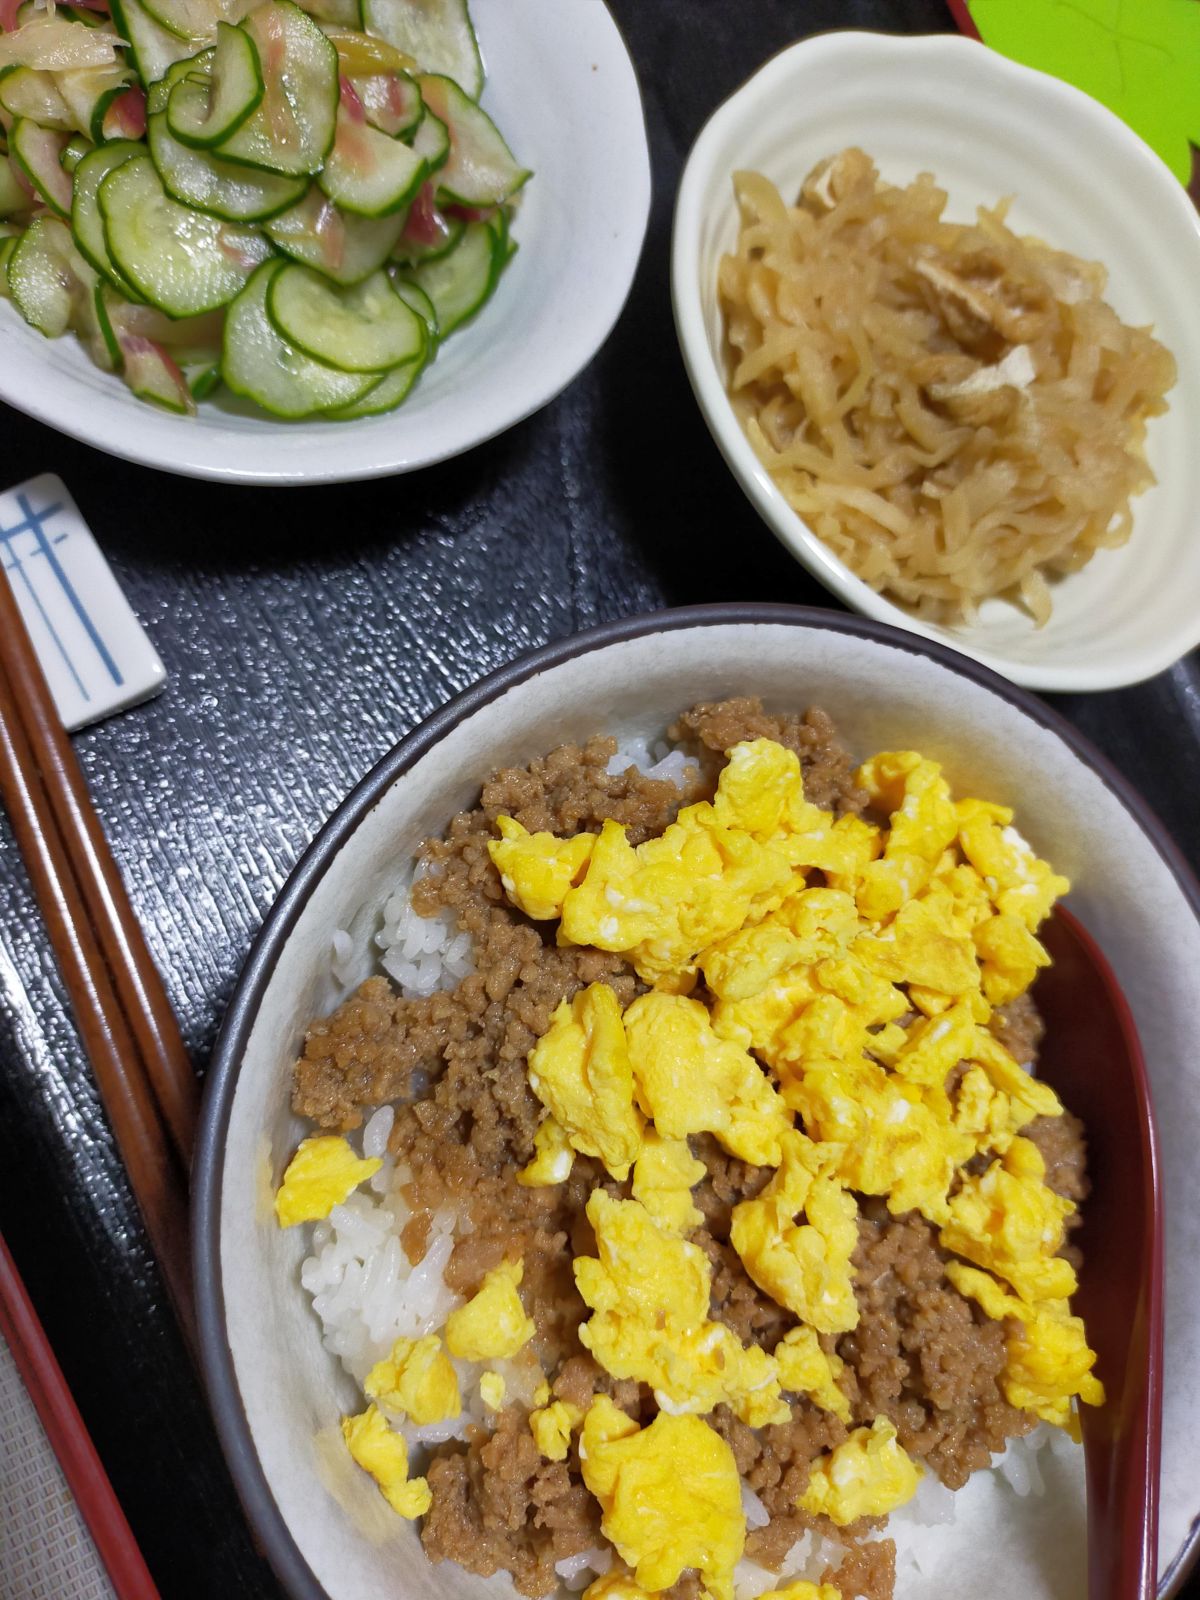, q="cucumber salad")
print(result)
[0,0,529,419]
